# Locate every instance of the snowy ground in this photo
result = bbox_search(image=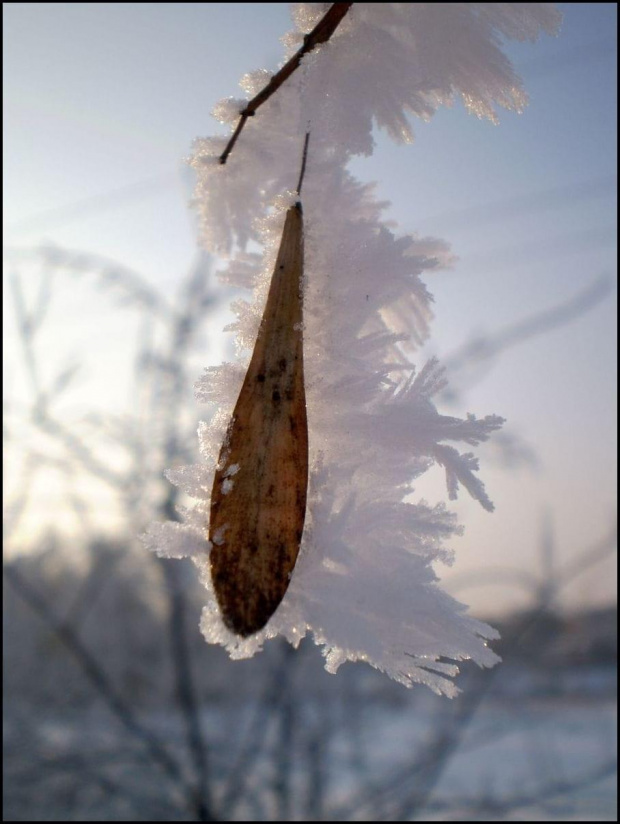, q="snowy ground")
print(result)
[3,663,616,821]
